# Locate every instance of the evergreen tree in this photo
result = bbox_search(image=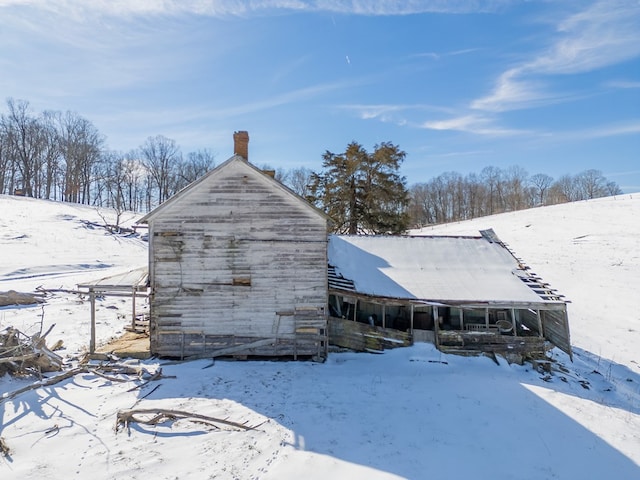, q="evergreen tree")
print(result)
[309,141,410,234]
